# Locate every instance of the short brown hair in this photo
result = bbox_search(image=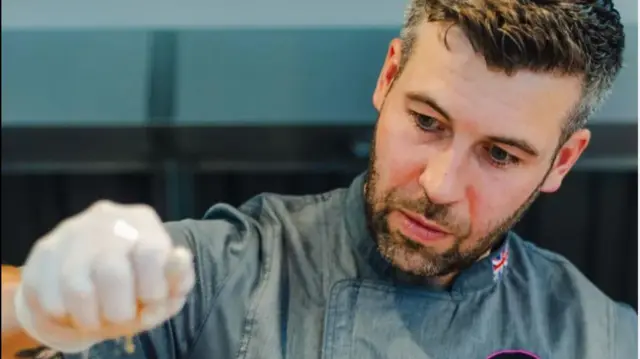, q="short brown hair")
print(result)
[400,0,625,139]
